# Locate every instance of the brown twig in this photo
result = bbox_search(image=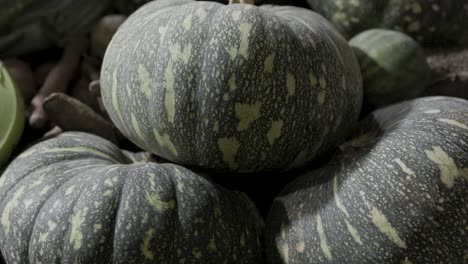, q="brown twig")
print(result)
[29,40,87,129]
[70,75,100,112]
[43,126,63,138]
[34,62,56,86]
[81,56,100,81]
[3,58,37,103]
[424,47,468,99]
[89,79,101,96]
[42,93,120,144]
[90,14,127,60]
[88,79,108,117]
